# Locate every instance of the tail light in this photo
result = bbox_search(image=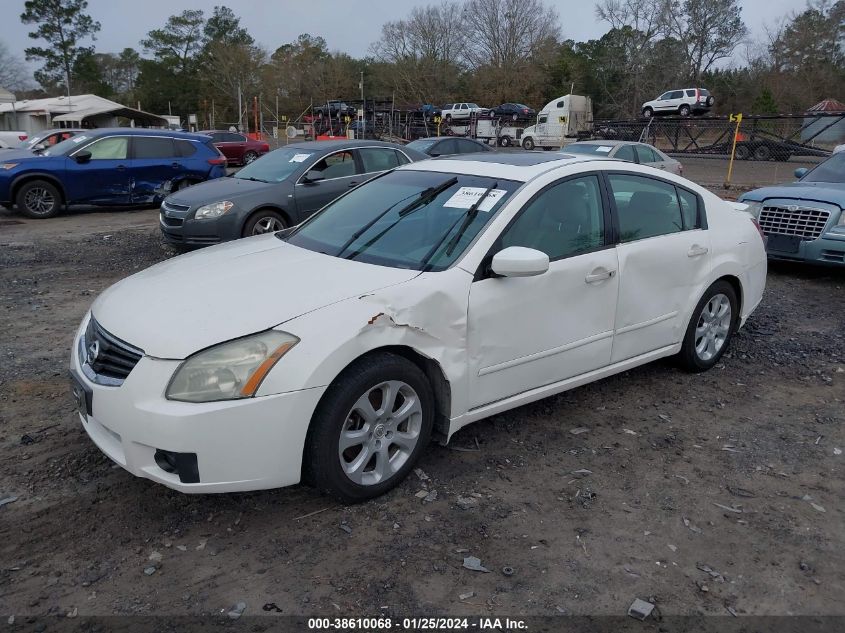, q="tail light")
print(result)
[18,135,27,141]
[751,218,766,242]
[695,88,700,102]
[261,143,269,152]
[207,157,227,166]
